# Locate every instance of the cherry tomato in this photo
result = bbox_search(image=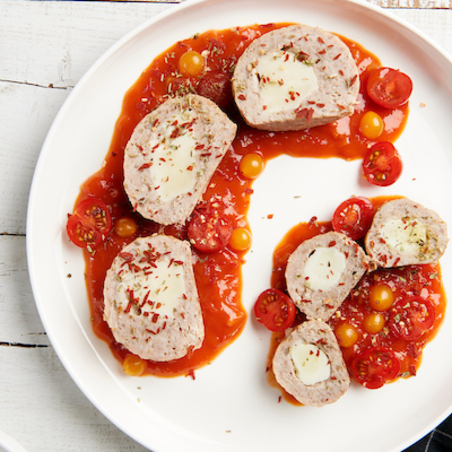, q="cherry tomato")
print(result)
[389,296,436,341]
[351,346,401,389]
[368,284,394,312]
[332,196,374,240]
[229,227,252,252]
[179,50,205,77]
[254,288,297,332]
[363,312,386,334]
[239,153,265,179]
[196,72,233,110]
[66,198,112,250]
[362,141,402,187]
[367,67,413,109]
[359,111,384,139]
[122,354,146,376]
[187,207,233,253]
[335,323,359,348]
[115,217,138,238]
